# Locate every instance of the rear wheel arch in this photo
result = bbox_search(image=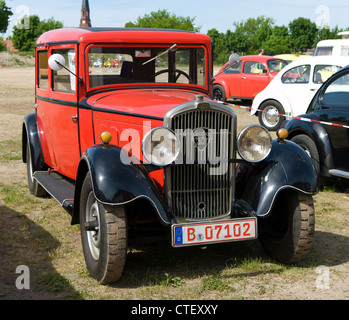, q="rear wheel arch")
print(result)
[290,134,320,175]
